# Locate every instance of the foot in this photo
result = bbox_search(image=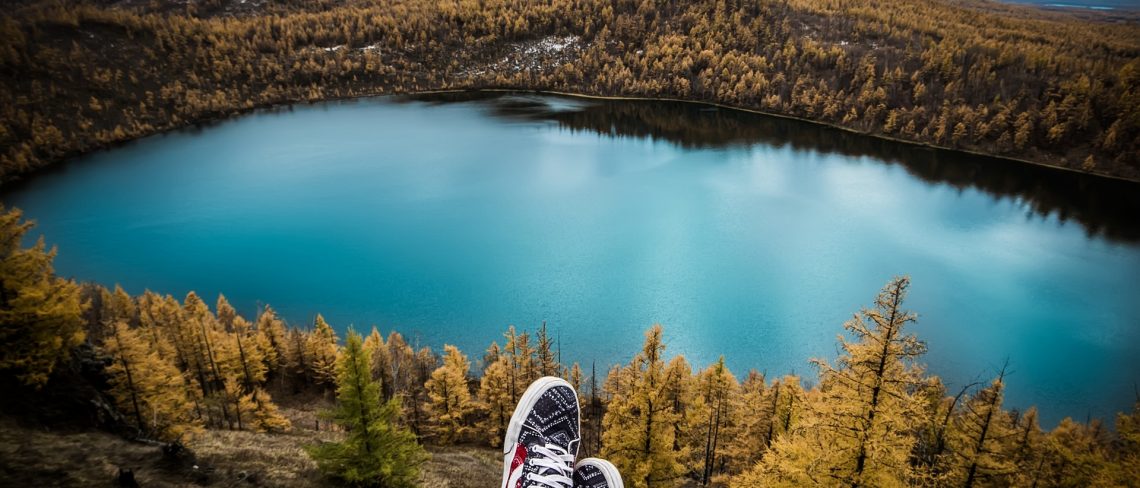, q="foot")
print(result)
[573,458,624,488]
[502,377,581,488]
